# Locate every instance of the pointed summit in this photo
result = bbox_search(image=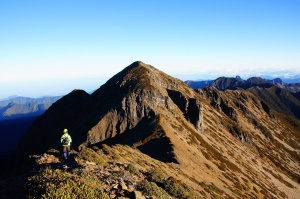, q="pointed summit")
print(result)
[236,75,243,81]
[16,61,204,163]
